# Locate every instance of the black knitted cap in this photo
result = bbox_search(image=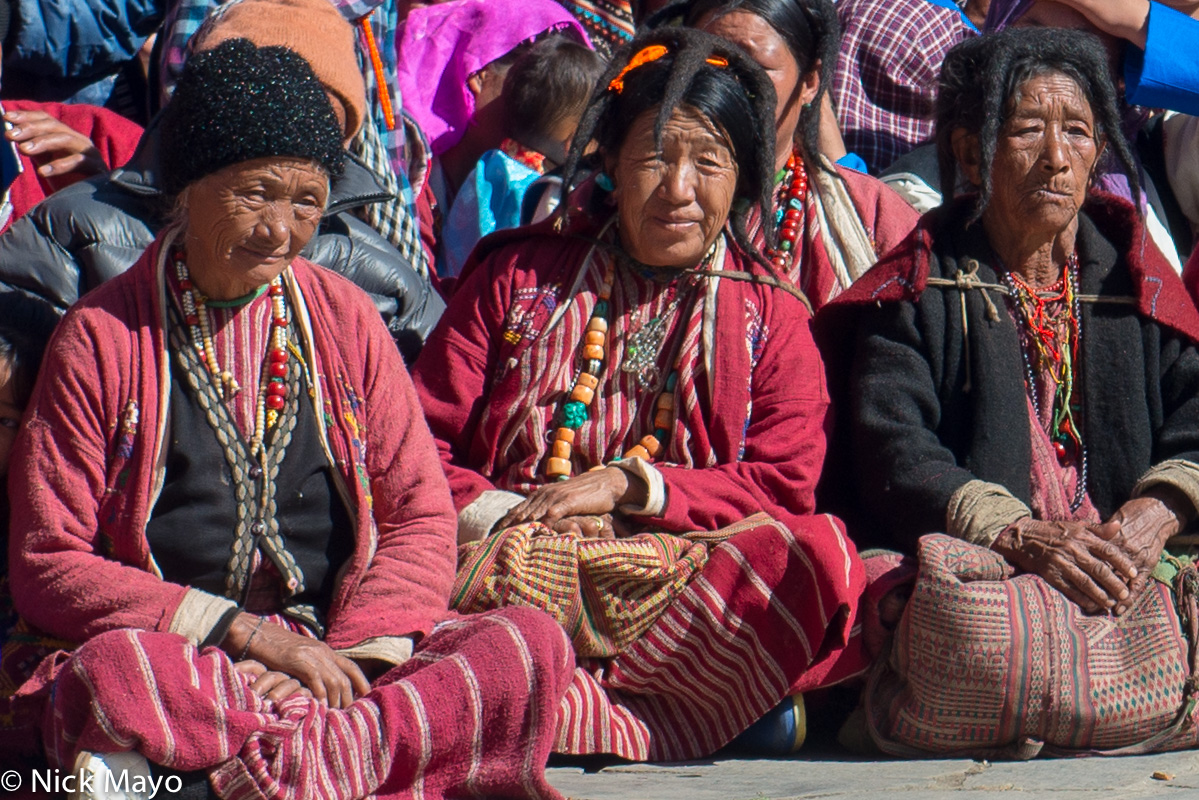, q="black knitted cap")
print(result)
[160,38,345,195]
